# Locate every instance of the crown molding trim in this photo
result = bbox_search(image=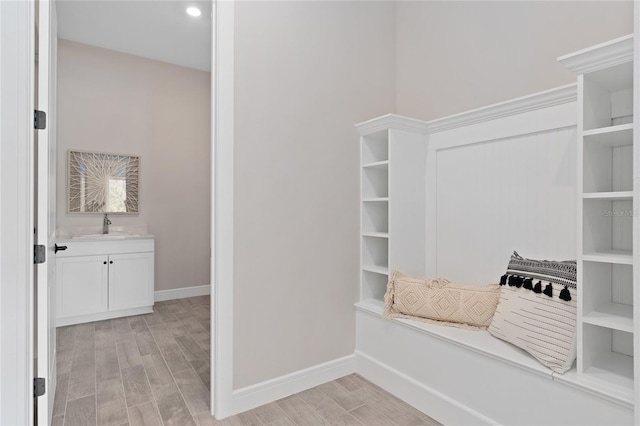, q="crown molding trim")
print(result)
[558,34,633,75]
